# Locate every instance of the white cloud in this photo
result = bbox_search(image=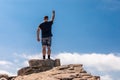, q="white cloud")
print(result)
[55,52,120,72]
[0,70,14,76]
[14,53,42,60]
[0,61,13,70]
[101,75,113,80]
[0,60,16,76]
[0,61,12,65]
